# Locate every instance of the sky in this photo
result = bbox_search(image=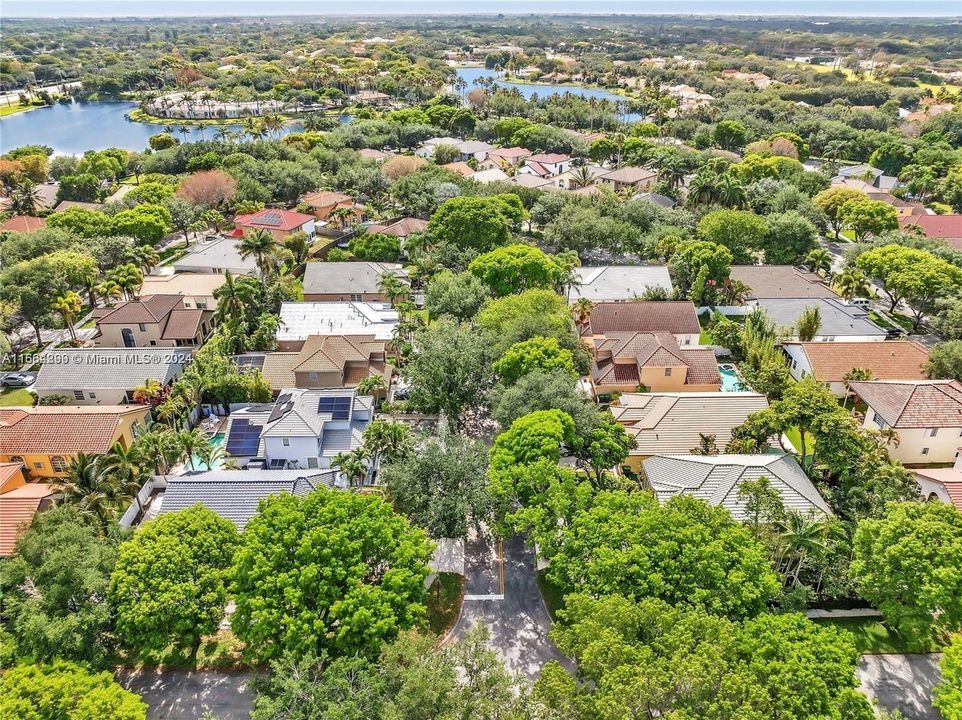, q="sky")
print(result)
[4,0,961,18]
